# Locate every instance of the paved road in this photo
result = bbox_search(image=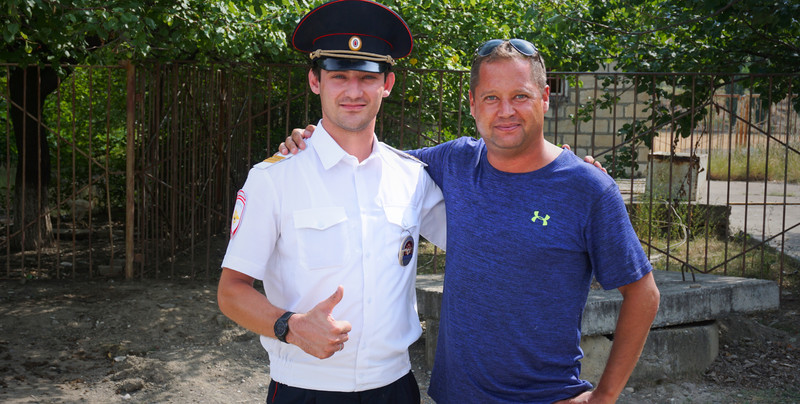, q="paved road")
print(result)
[617,178,800,261]
[700,180,800,261]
